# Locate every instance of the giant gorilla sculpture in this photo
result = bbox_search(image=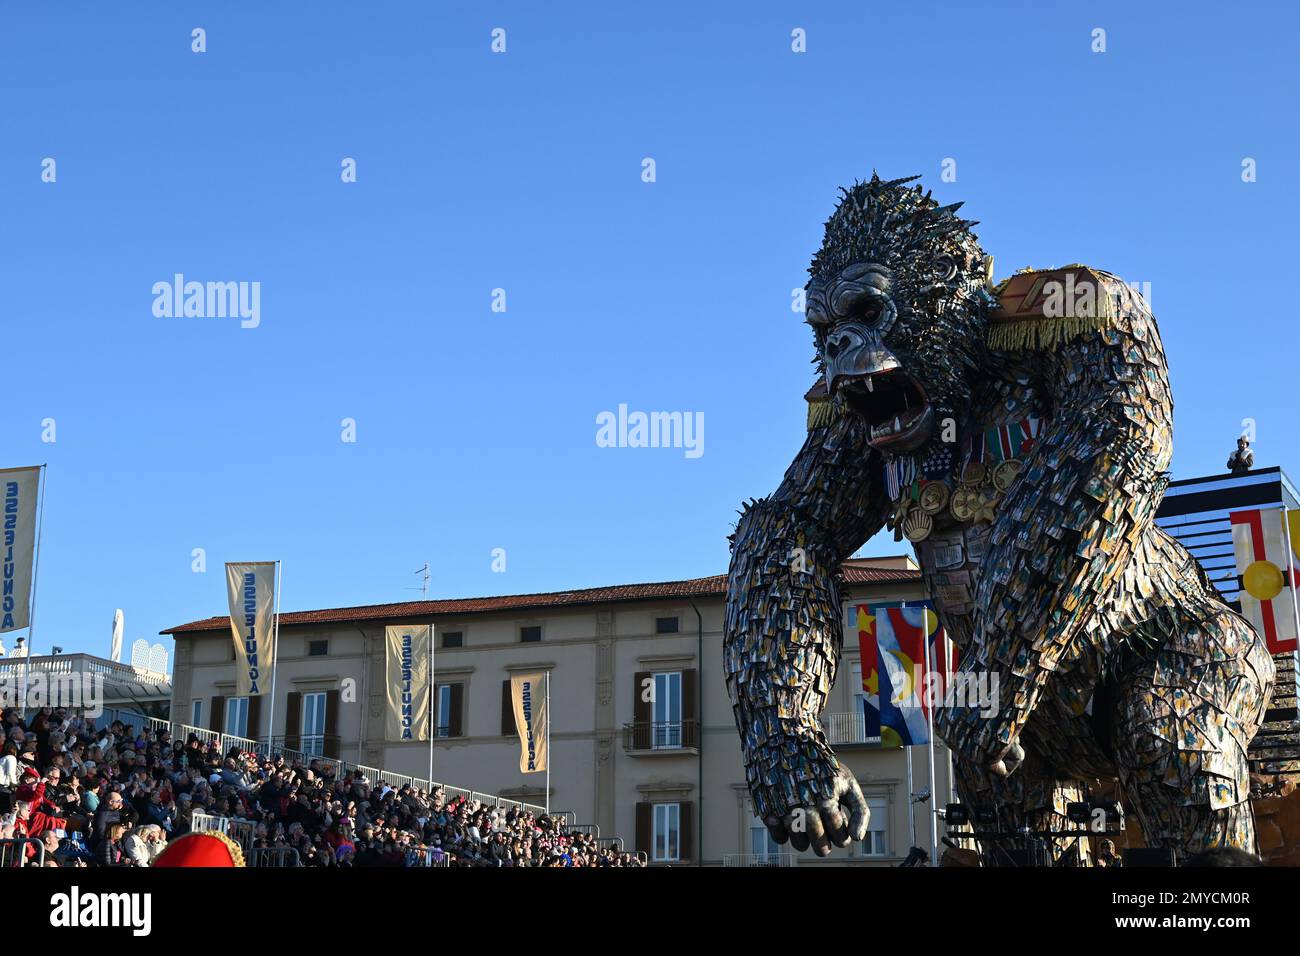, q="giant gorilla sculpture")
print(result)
[724,174,1274,863]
